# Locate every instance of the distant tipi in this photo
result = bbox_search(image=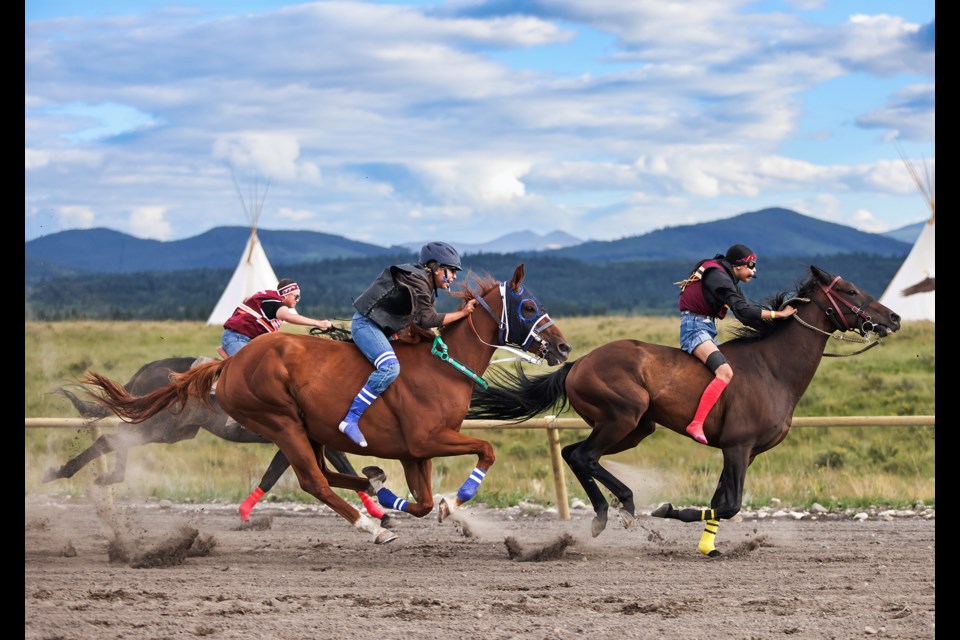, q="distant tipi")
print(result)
[206,178,280,325]
[878,151,934,322]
